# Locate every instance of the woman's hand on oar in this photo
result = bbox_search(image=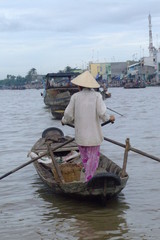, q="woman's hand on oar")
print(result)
[109,115,115,124]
